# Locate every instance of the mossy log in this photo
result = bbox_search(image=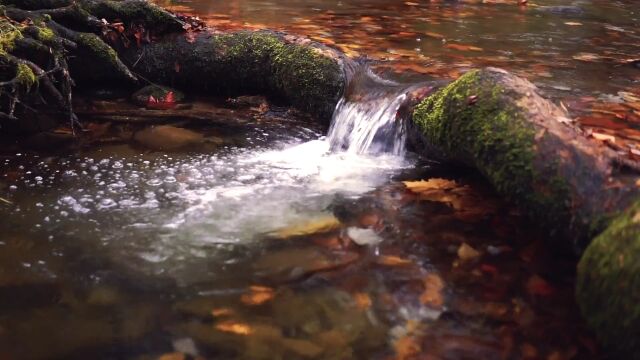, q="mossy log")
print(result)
[116,31,347,122]
[410,68,640,357]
